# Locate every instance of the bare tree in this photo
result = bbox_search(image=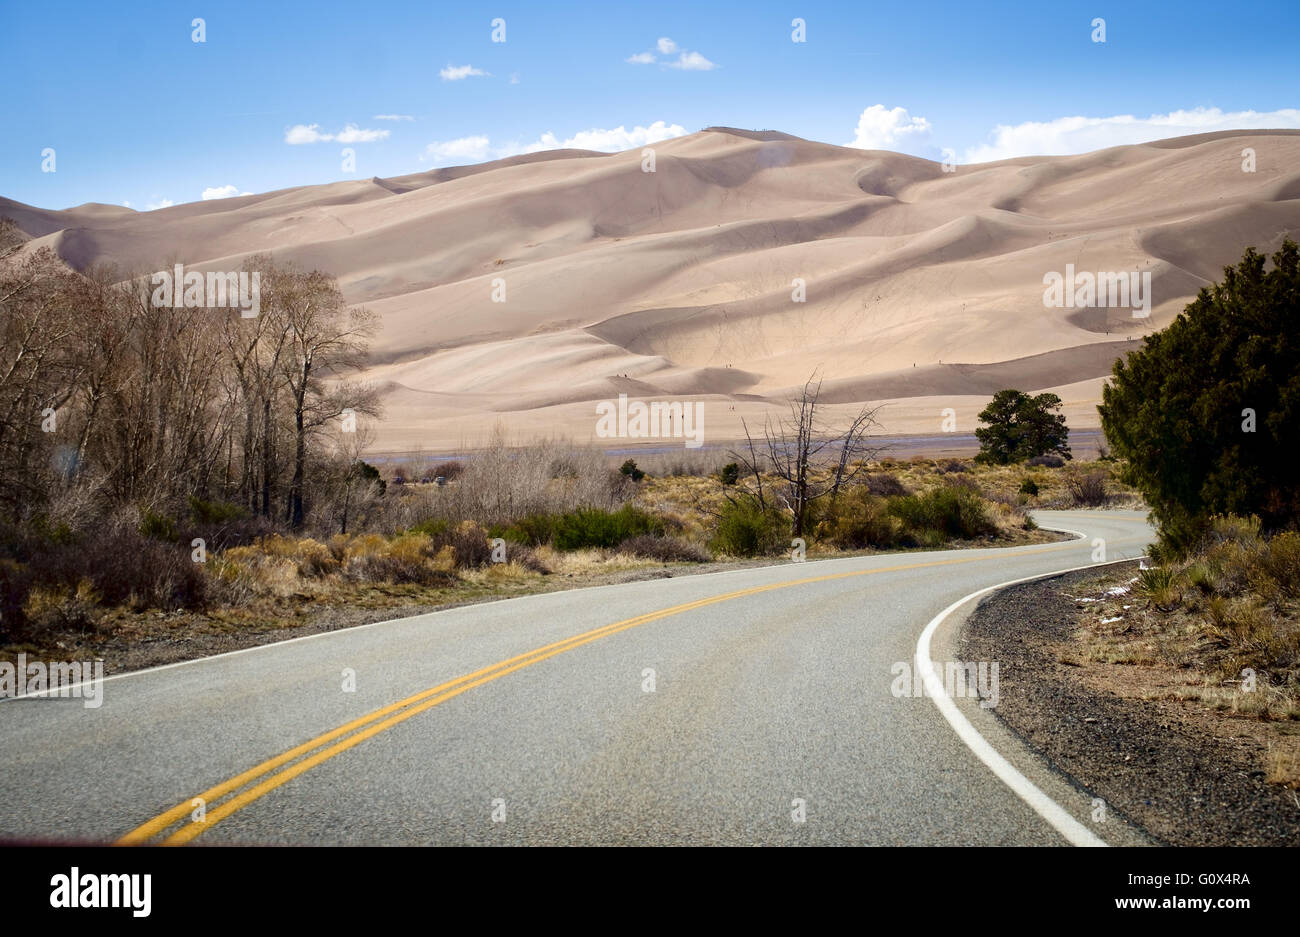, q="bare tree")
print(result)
[274,266,380,528]
[727,373,886,536]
